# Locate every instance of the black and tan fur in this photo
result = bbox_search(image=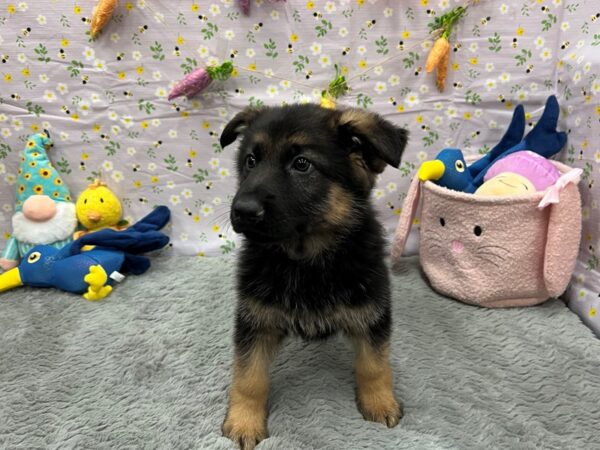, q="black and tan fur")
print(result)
[219,104,408,449]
